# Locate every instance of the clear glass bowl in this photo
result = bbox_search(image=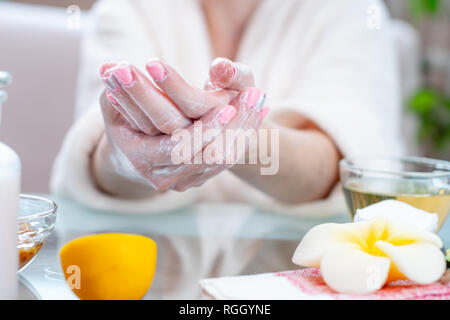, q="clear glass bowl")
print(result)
[340,156,450,230]
[18,195,57,272]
